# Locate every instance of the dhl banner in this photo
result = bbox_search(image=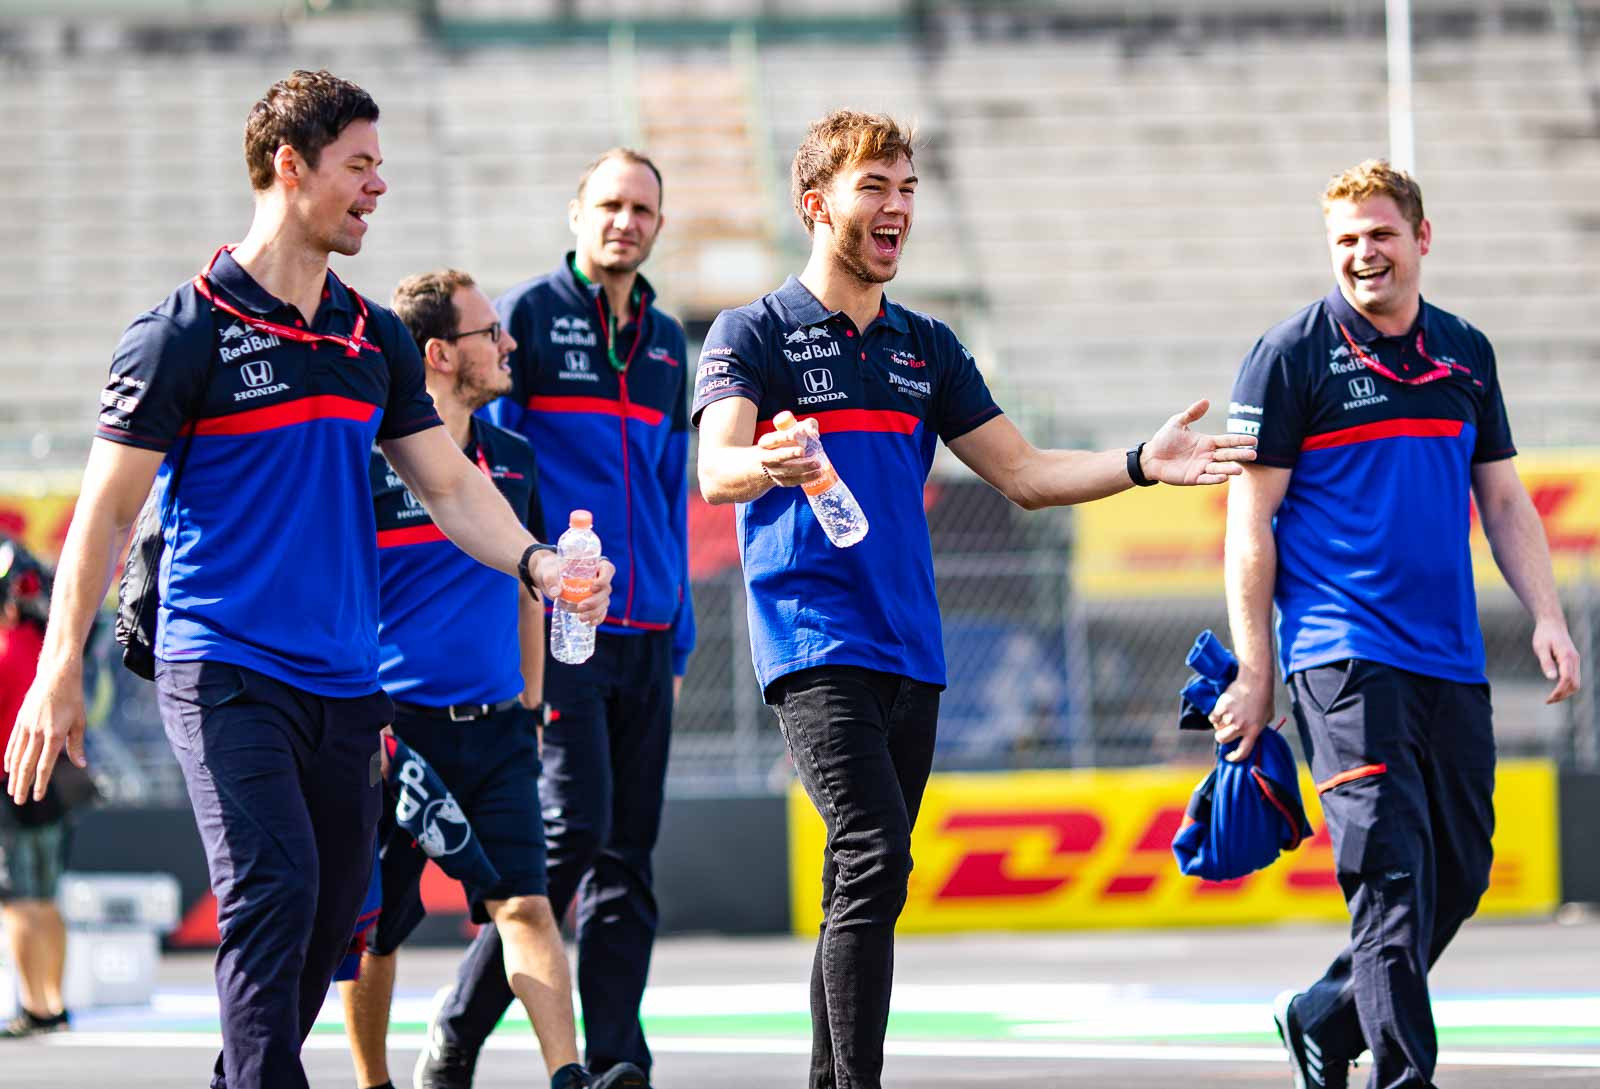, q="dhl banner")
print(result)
[788,759,1558,933]
[1074,448,1600,599]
